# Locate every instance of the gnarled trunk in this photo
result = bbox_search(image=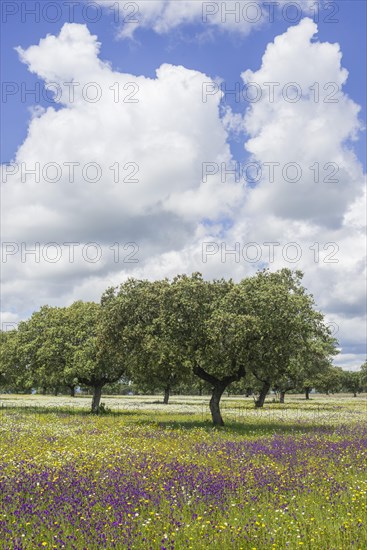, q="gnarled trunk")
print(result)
[210,383,226,426]
[279,390,285,404]
[193,363,245,426]
[163,386,170,404]
[91,384,103,413]
[255,381,270,408]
